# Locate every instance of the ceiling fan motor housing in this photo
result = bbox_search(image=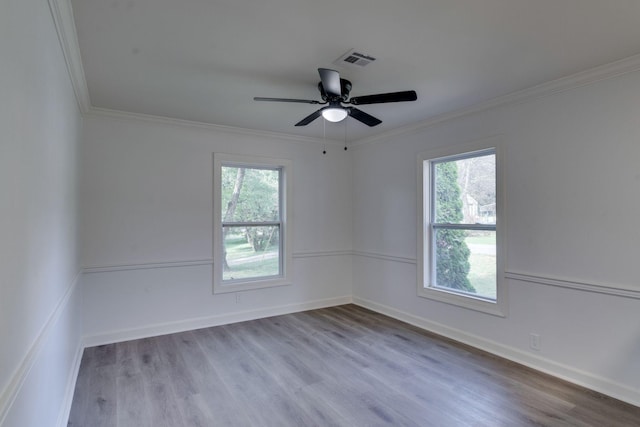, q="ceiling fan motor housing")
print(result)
[254,68,417,127]
[318,79,352,102]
